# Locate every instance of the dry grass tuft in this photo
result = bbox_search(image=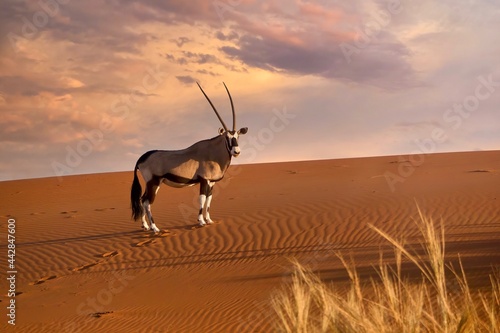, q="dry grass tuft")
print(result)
[272,207,500,333]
